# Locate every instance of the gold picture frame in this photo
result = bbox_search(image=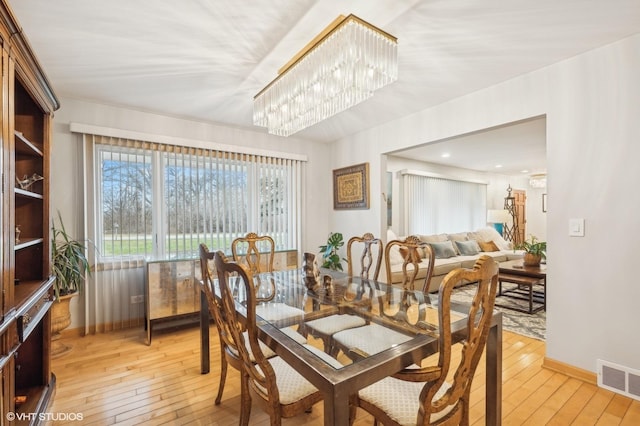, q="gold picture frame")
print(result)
[333,162,370,210]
